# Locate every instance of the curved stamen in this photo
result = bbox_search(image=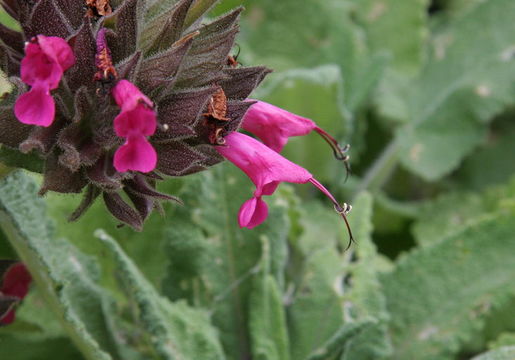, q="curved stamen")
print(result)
[308,178,354,250]
[314,126,352,181]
